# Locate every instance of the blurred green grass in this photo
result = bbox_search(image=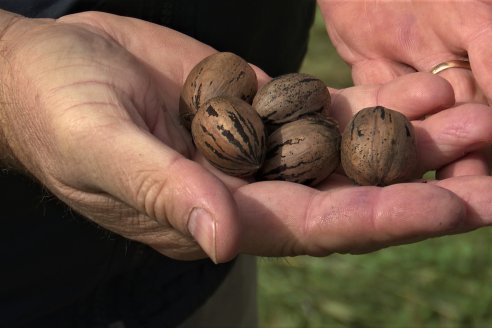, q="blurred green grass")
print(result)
[299,9,352,89]
[258,8,492,328]
[259,230,492,327]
